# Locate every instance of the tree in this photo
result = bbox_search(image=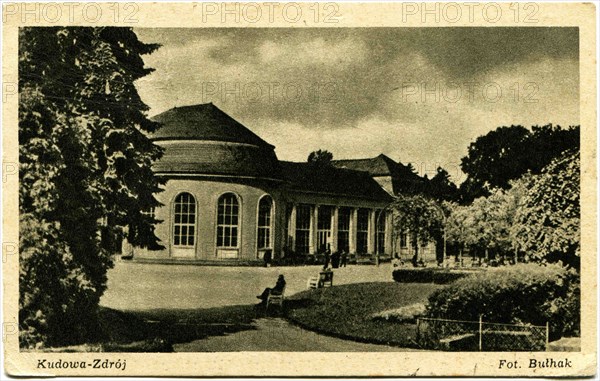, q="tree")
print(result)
[459,124,579,203]
[513,150,580,269]
[307,149,333,166]
[390,195,443,262]
[444,202,470,257]
[445,180,527,262]
[426,167,459,202]
[19,27,163,347]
